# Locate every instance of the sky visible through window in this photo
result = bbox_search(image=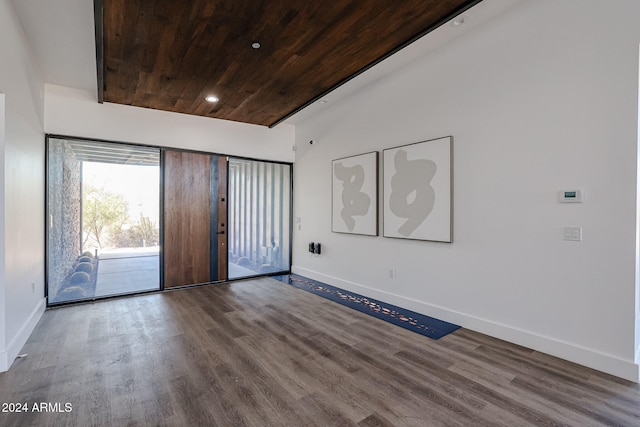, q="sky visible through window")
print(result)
[83,161,160,224]
[82,161,160,253]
